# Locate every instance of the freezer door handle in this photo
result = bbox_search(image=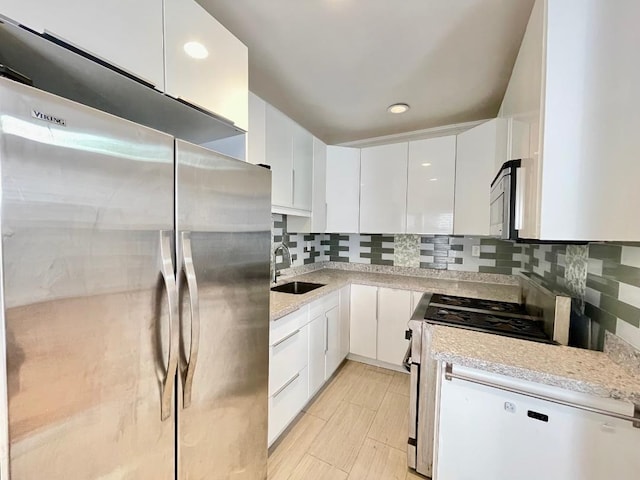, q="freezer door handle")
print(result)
[159,230,179,421]
[181,231,200,409]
